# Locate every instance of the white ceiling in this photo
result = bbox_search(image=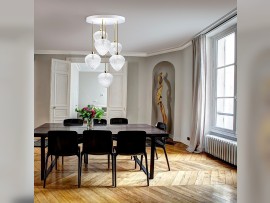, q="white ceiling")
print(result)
[34,0,236,55]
